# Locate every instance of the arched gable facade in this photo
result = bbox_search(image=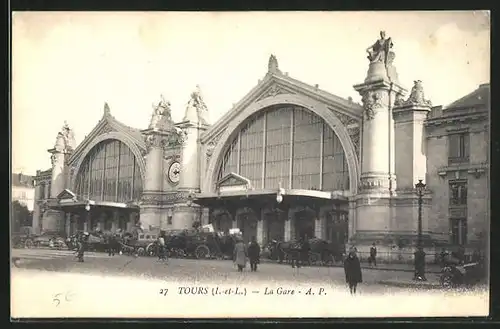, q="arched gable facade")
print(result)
[203,93,360,195]
[70,132,147,197]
